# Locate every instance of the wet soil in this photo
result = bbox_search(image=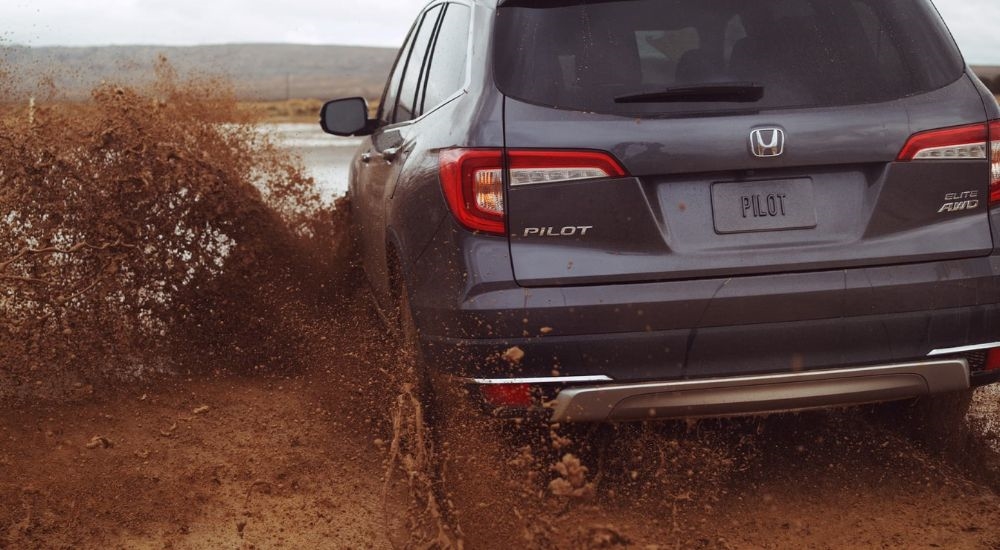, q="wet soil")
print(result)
[3,285,1000,549]
[0,294,389,549]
